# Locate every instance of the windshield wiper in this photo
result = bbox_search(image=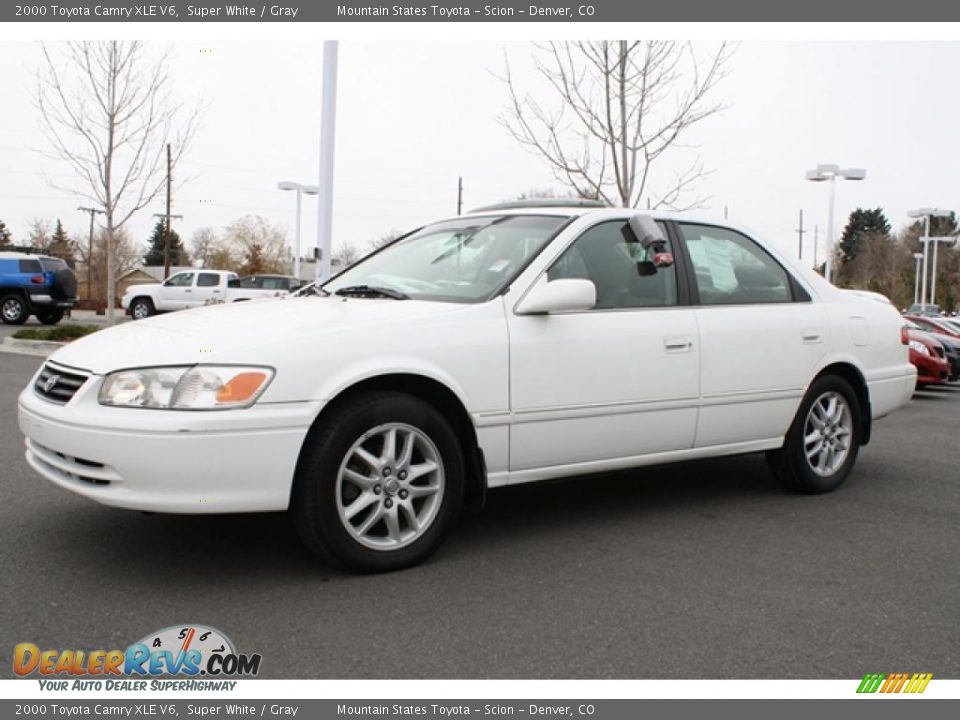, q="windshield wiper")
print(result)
[334,285,409,300]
